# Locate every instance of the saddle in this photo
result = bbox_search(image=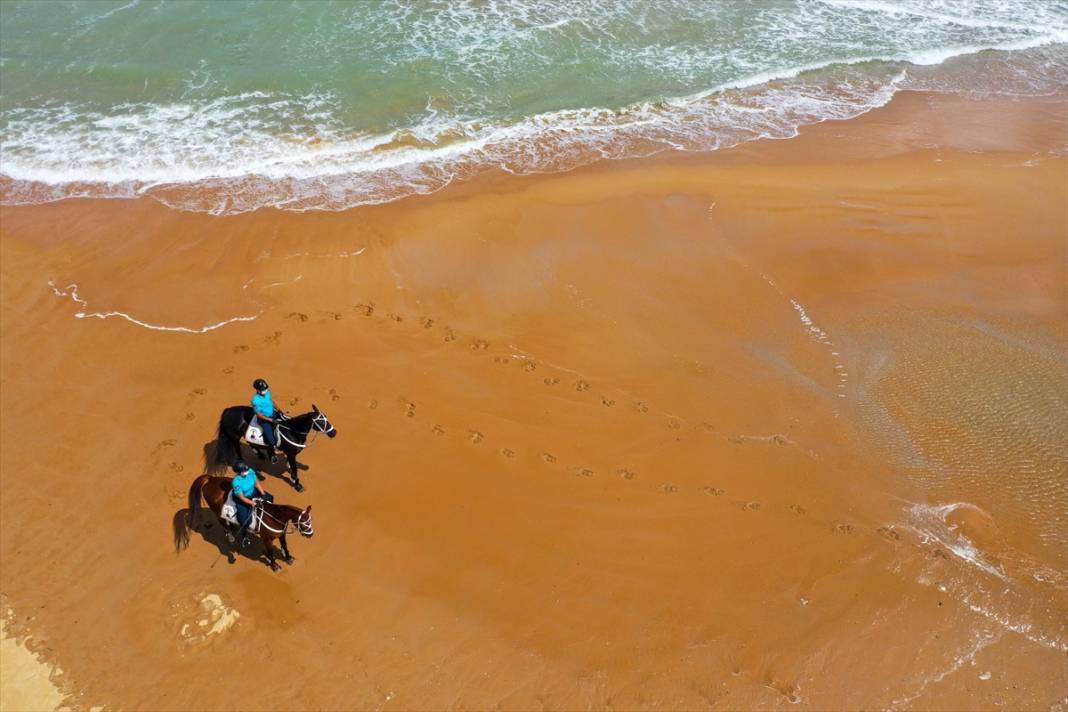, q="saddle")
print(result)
[221,490,261,534]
